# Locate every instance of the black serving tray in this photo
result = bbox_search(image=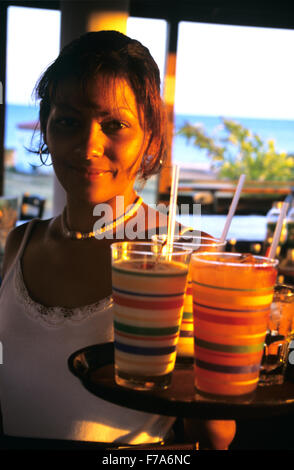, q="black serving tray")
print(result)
[68,342,294,420]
